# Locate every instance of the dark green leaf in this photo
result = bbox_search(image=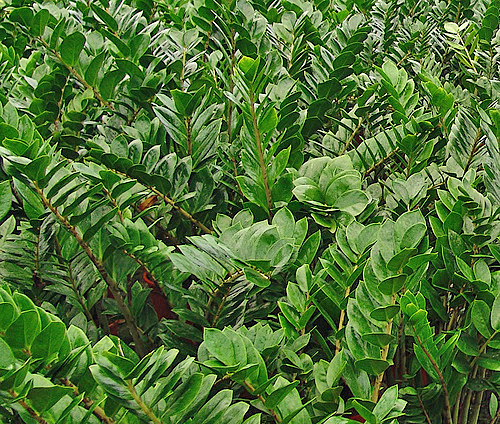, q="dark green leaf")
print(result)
[60,32,86,66]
